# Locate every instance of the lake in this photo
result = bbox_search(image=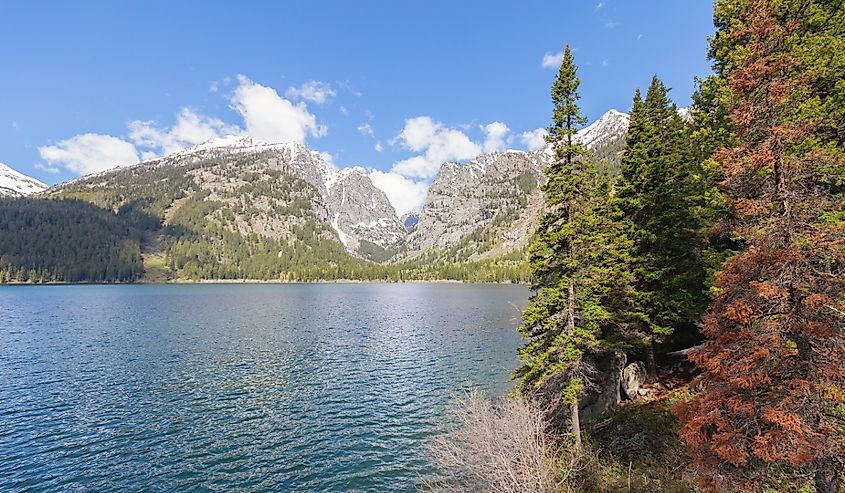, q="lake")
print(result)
[0,284,527,492]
